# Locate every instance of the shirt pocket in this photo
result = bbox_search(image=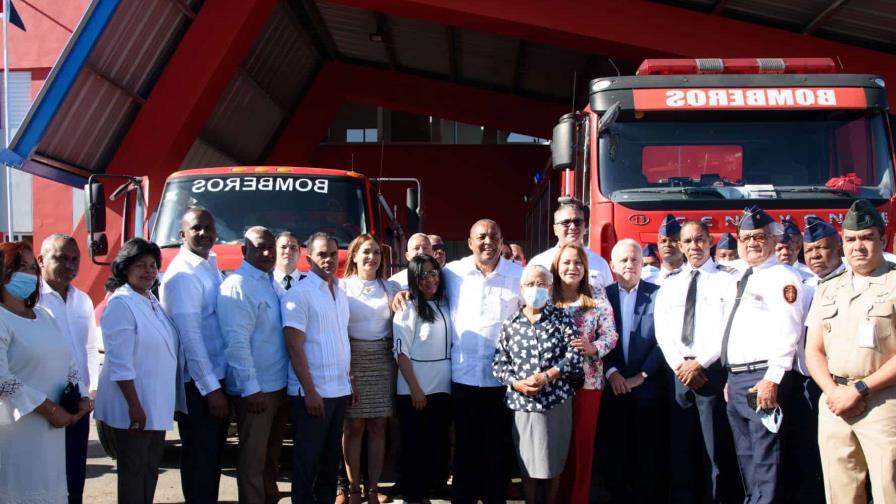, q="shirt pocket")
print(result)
[867,300,894,344]
[816,302,838,336]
